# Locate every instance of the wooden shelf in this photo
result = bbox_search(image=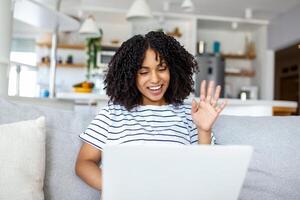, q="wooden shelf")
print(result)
[37,62,85,68]
[225,70,255,77]
[222,53,256,60]
[36,42,85,50]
